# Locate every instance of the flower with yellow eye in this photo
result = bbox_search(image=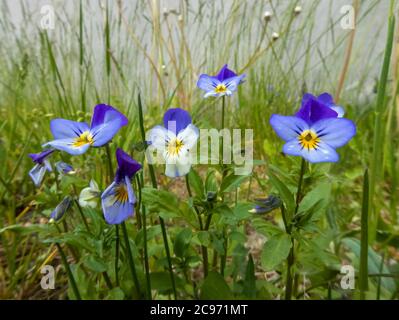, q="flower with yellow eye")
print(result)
[148,108,199,177]
[270,93,356,163]
[44,104,128,155]
[101,149,142,225]
[197,64,245,98]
